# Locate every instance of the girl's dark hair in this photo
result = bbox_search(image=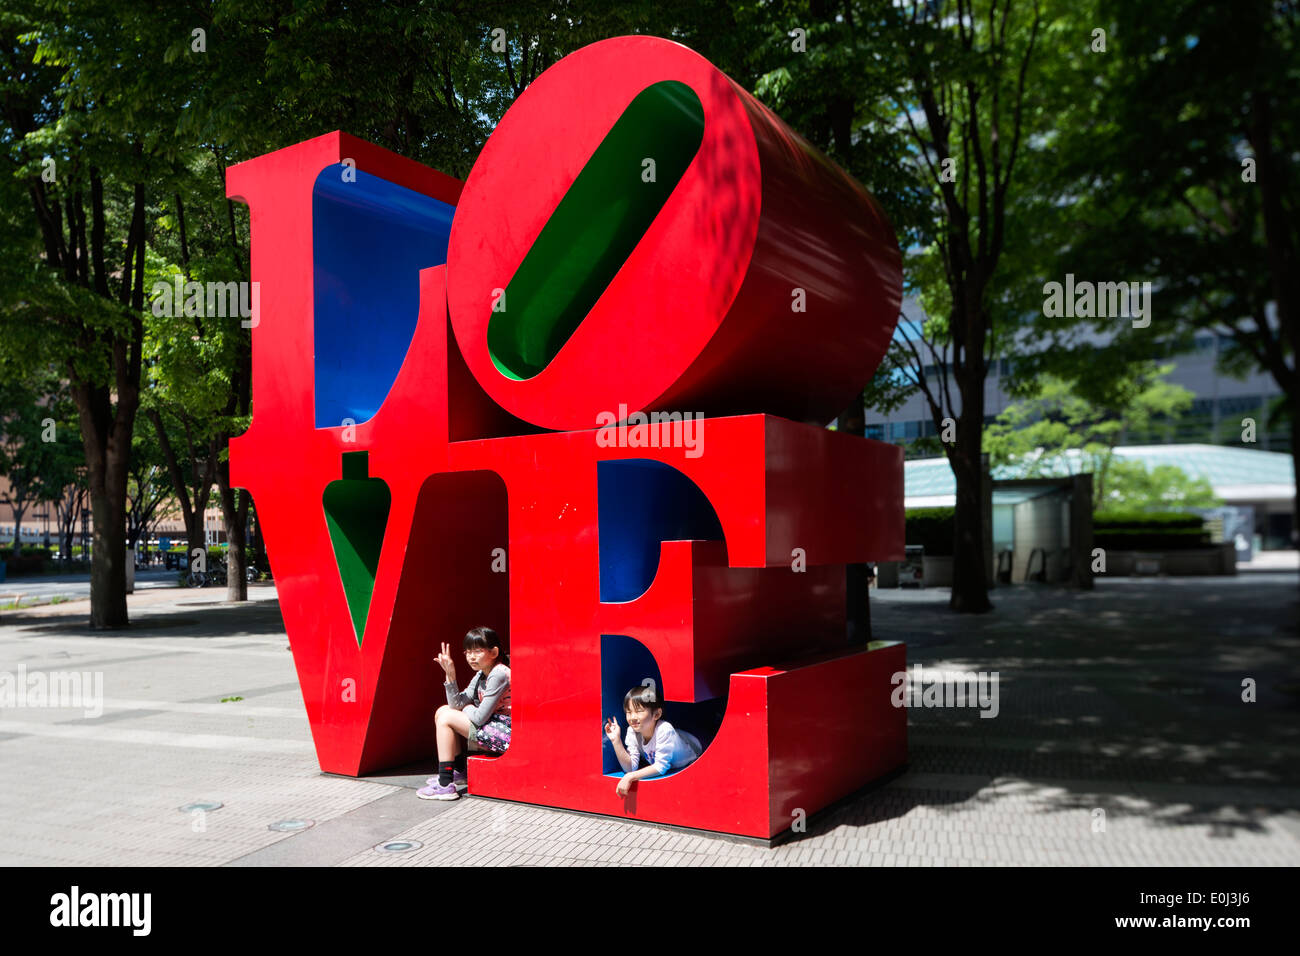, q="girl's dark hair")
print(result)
[463,626,508,665]
[623,683,662,715]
